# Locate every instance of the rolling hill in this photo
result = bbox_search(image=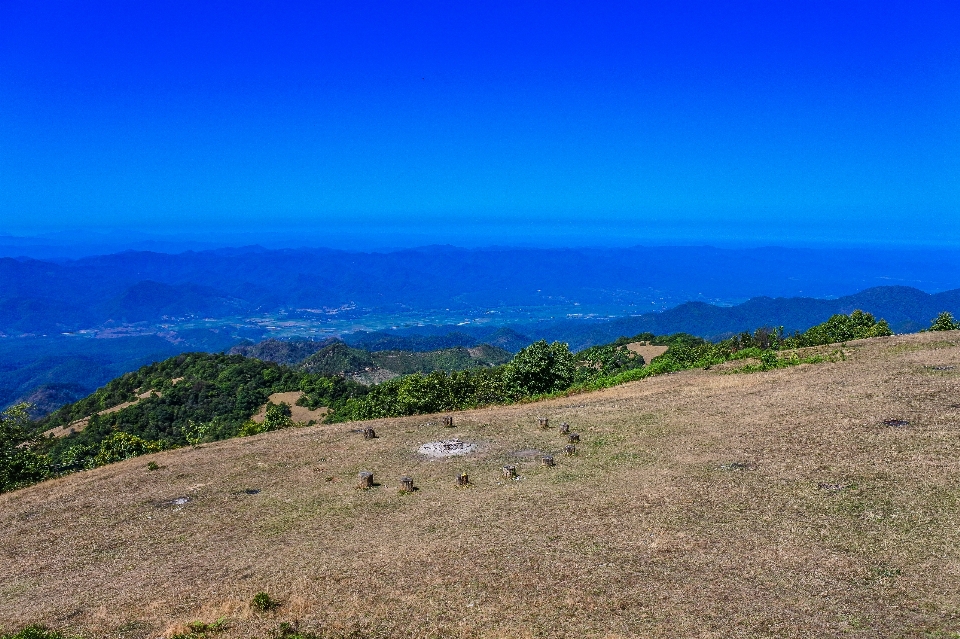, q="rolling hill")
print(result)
[2,330,959,637]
